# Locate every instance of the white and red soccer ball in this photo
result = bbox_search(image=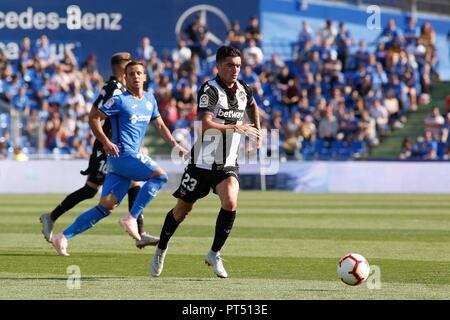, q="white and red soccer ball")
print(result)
[337,253,370,286]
